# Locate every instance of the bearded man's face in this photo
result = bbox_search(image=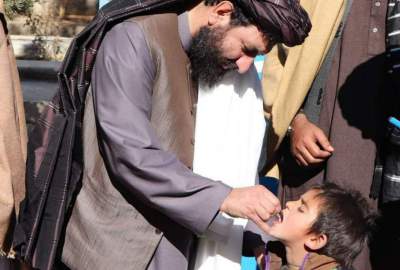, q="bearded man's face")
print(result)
[188,24,269,87]
[189,26,237,87]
